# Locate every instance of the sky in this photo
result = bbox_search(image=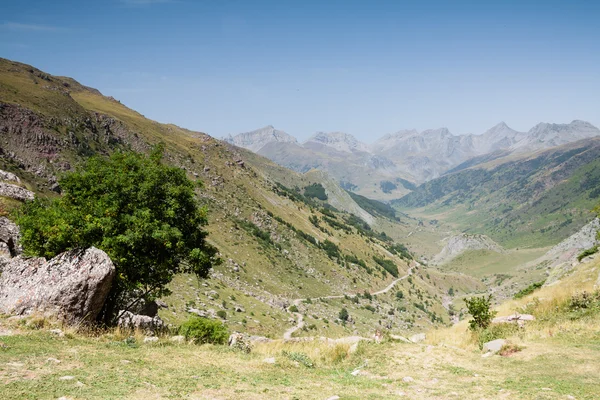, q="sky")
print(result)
[1,0,599,142]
